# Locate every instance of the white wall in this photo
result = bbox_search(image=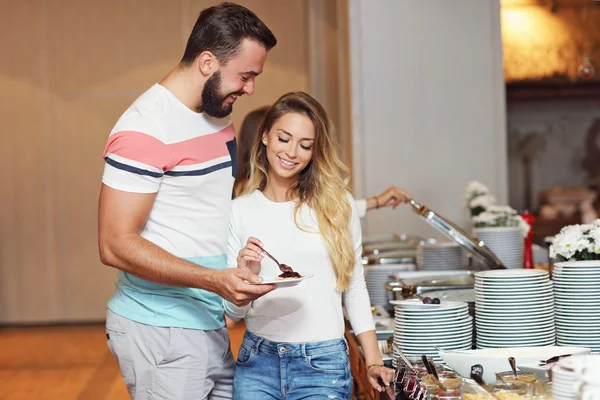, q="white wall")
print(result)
[349,0,508,240]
